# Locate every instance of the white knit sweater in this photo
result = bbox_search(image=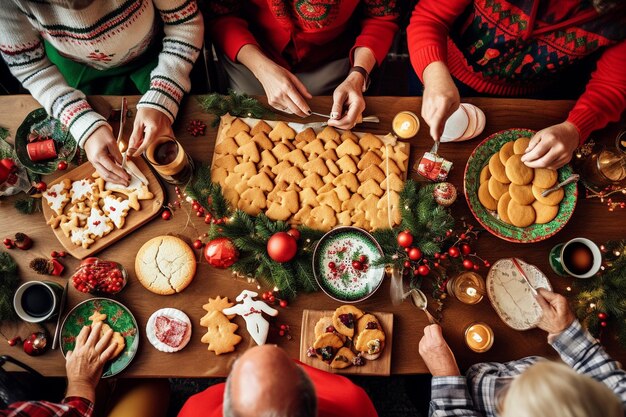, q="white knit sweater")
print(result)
[0,0,204,146]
